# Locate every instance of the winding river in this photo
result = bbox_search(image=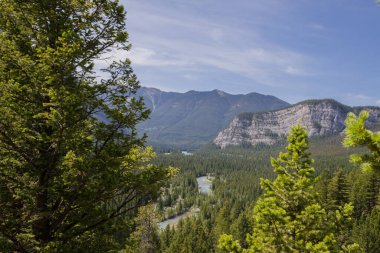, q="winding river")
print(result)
[158,176,213,230]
